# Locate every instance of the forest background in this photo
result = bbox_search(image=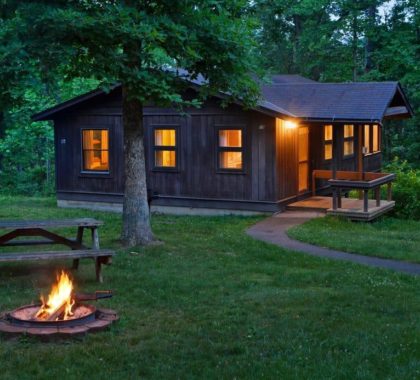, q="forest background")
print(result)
[0,0,418,201]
